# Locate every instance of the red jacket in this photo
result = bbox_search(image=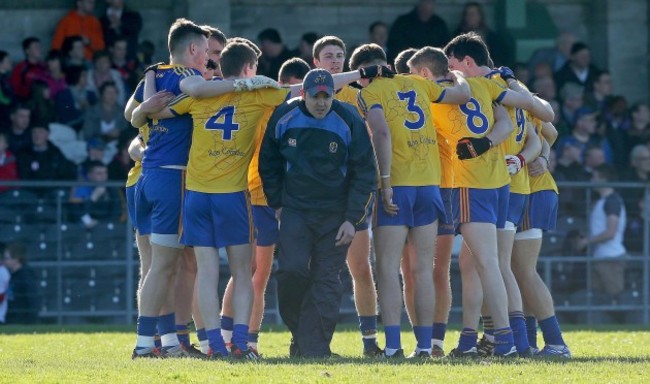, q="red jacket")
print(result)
[52,10,105,59]
[9,61,49,100]
[0,149,18,193]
